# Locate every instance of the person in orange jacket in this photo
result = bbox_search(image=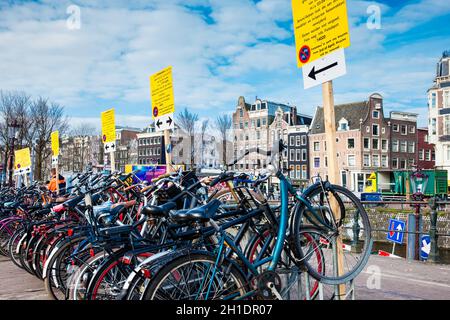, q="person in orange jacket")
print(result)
[47,168,66,195]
